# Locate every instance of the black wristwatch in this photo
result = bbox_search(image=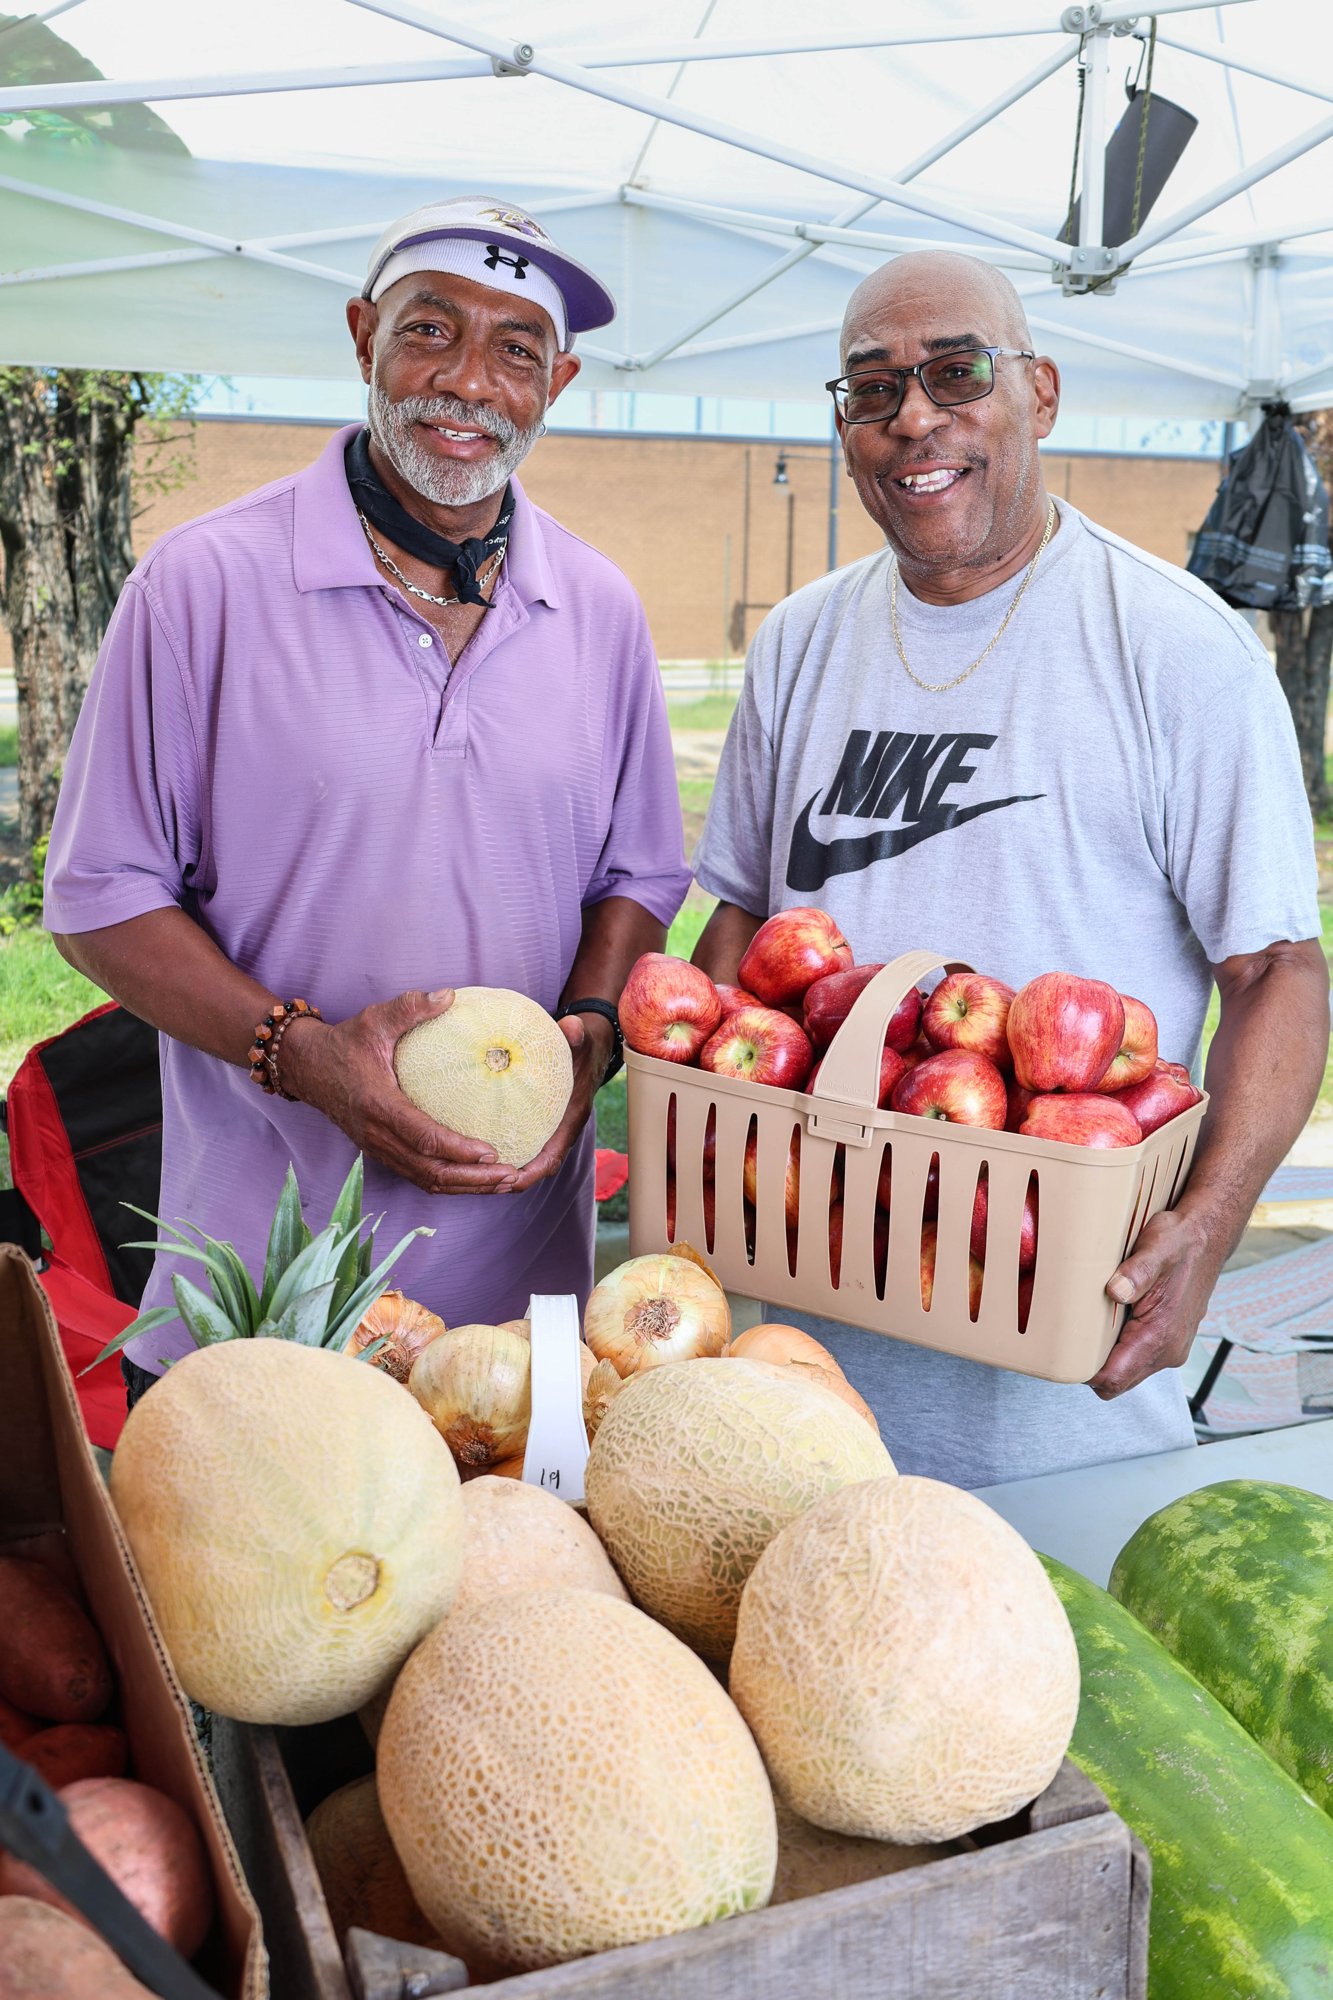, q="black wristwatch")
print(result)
[556,997,624,1086]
